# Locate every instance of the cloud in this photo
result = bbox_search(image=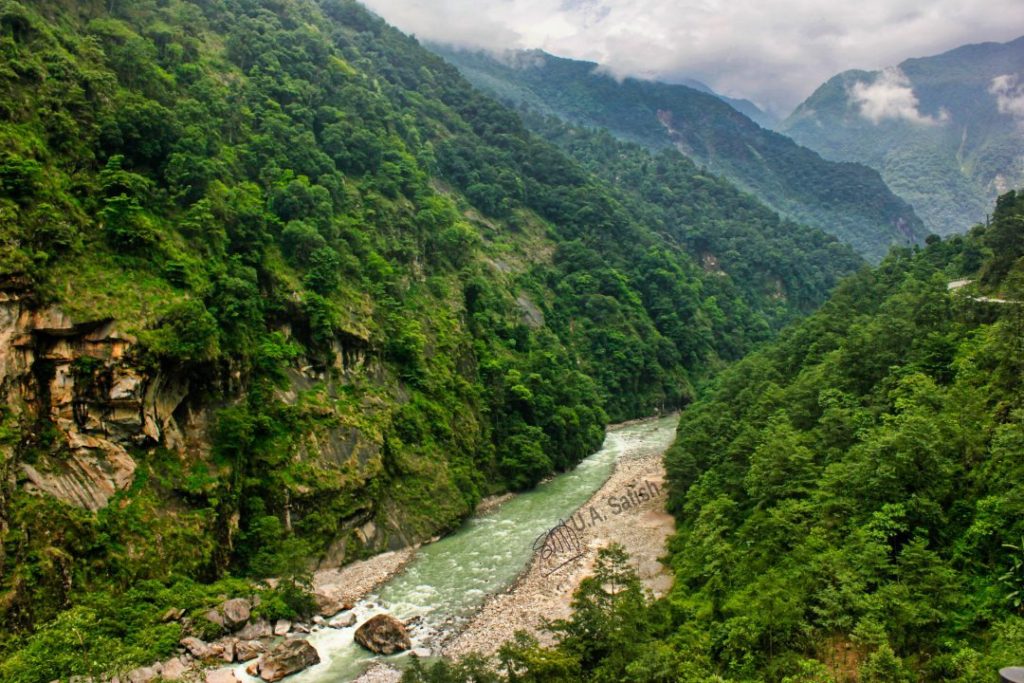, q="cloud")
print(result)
[990,74,1024,123]
[357,0,1024,116]
[849,67,949,125]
